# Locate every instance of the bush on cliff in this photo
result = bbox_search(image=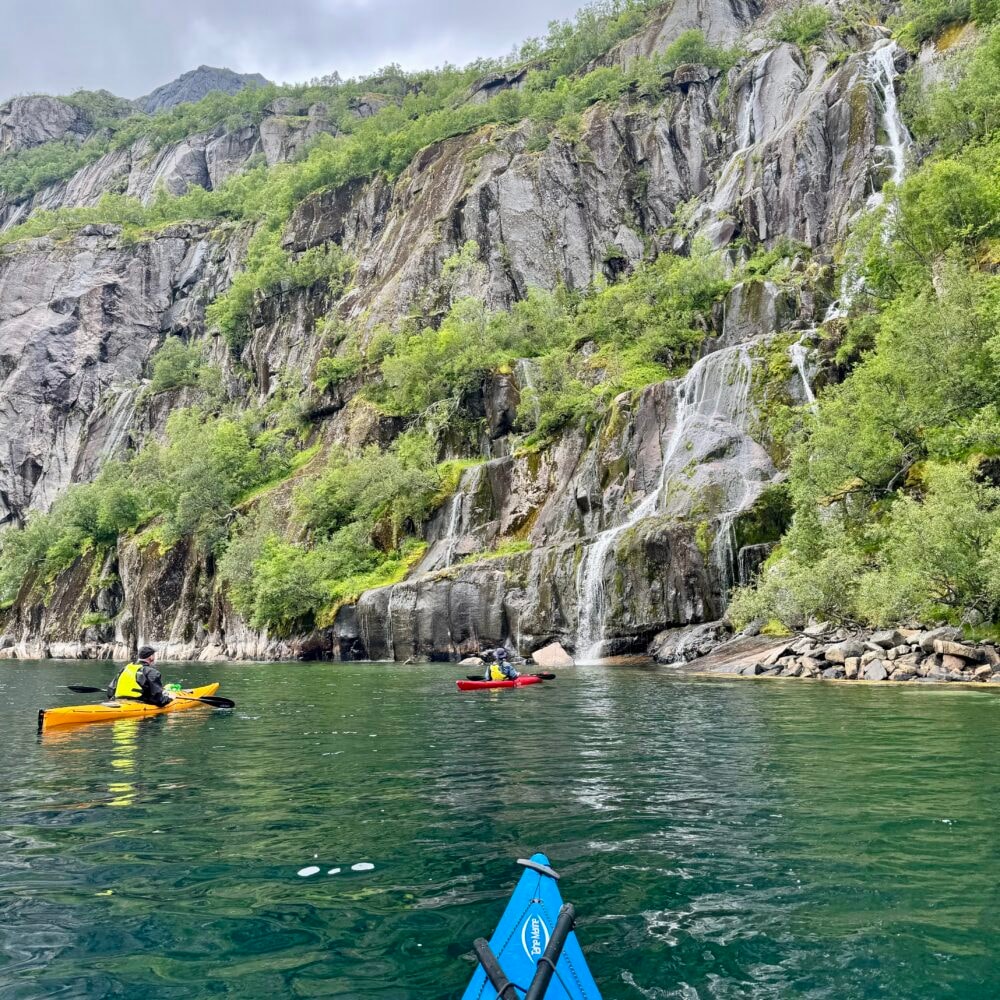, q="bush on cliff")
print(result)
[768,4,833,48]
[0,464,141,603]
[218,432,443,631]
[372,245,729,440]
